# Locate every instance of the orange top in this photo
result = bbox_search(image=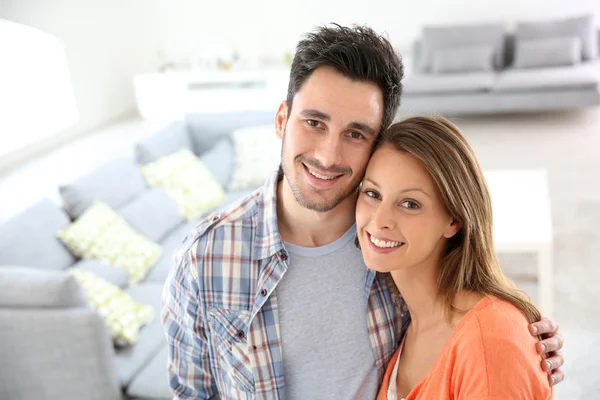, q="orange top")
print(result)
[377,296,552,400]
